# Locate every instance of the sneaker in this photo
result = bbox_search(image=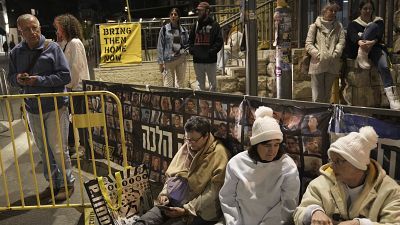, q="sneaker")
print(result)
[39,186,59,199]
[54,185,74,202]
[356,47,371,69]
